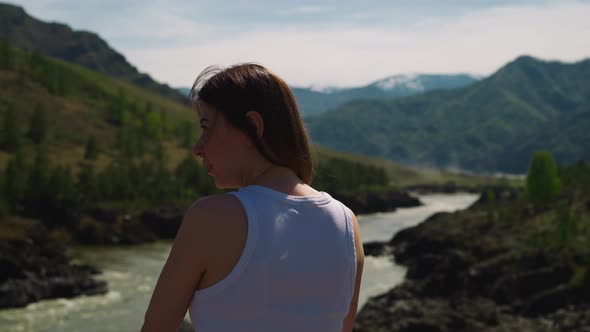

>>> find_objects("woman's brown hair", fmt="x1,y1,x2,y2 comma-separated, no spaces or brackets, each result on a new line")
190,63,313,184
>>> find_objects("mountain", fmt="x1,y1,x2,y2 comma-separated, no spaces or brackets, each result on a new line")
291,74,479,116
0,37,496,193
0,39,196,167
306,55,590,174
178,74,478,116
0,2,186,103
177,87,191,98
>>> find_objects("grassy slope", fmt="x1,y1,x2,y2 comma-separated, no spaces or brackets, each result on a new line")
0,46,197,172
0,3,185,103
311,145,520,188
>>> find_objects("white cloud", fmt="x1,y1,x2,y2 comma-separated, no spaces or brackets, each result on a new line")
121,1,590,87
11,0,590,87
101,10,219,44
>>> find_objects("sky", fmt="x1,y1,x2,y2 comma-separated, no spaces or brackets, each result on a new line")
8,0,590,89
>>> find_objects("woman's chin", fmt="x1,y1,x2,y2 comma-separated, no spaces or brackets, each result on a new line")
212,177,226,189
213,178,239,190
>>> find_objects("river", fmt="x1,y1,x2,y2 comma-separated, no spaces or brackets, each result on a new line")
0,193,478,332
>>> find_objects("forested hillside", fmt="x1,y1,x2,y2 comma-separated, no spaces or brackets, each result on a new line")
0,3,185,103
1,40,438,242
0,39,211,217
306,56,590,173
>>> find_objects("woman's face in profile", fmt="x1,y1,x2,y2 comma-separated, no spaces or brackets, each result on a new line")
193,102,250,189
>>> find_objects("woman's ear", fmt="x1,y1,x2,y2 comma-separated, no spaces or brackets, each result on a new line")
245,111,264,139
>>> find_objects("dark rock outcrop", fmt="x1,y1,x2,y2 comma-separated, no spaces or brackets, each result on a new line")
0,221,107,309
78,190,414,245
333,190,421,215
363,241,393,257
75,212,158,245
355,188,590,332
470,185,522,208
72,206,187,245
139,208,186,239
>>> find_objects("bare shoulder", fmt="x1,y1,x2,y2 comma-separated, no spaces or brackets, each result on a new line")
141,194,246,330
183,194,245,227
180,193,246,247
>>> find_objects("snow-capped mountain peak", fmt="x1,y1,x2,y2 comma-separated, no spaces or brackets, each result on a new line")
307,83,344,94
374,73,425,92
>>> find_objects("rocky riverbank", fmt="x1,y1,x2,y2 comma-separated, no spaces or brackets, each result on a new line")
0,219,107,309
74,189,421,245
332,190,422,214
355,186,590,332
0,206,187,309
75,207,186,244
402,182,481,194
0,188,420,310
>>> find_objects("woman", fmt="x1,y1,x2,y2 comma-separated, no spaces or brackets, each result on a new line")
142,64,364,332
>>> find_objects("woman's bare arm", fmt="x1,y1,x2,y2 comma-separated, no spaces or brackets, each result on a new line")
342,211,364,332
141,199,213,332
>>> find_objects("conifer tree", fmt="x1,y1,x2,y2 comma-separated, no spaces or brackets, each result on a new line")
107,89,128,125
0,192,8,217
175,154,199,197
28,103,48,144
23,149,51,217
54,66,69,96
160,109,169,138
153,141,166,166
143,110,163,139
1,104,21,152
84,135,99,160
77,162,98,205
3,149,28,213
45,165,79,228
16,65,26,87
30,51,47,80
145,101,153,115
87,82,103,100
175,153,216,196
0,38,13,69
177,120,195,148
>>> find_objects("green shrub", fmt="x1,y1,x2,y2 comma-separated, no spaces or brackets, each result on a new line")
526,151,561,206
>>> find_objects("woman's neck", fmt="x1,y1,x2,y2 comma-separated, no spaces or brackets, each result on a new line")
245,164,319,196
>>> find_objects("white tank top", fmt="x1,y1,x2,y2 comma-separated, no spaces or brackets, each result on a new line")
189,185,357,332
